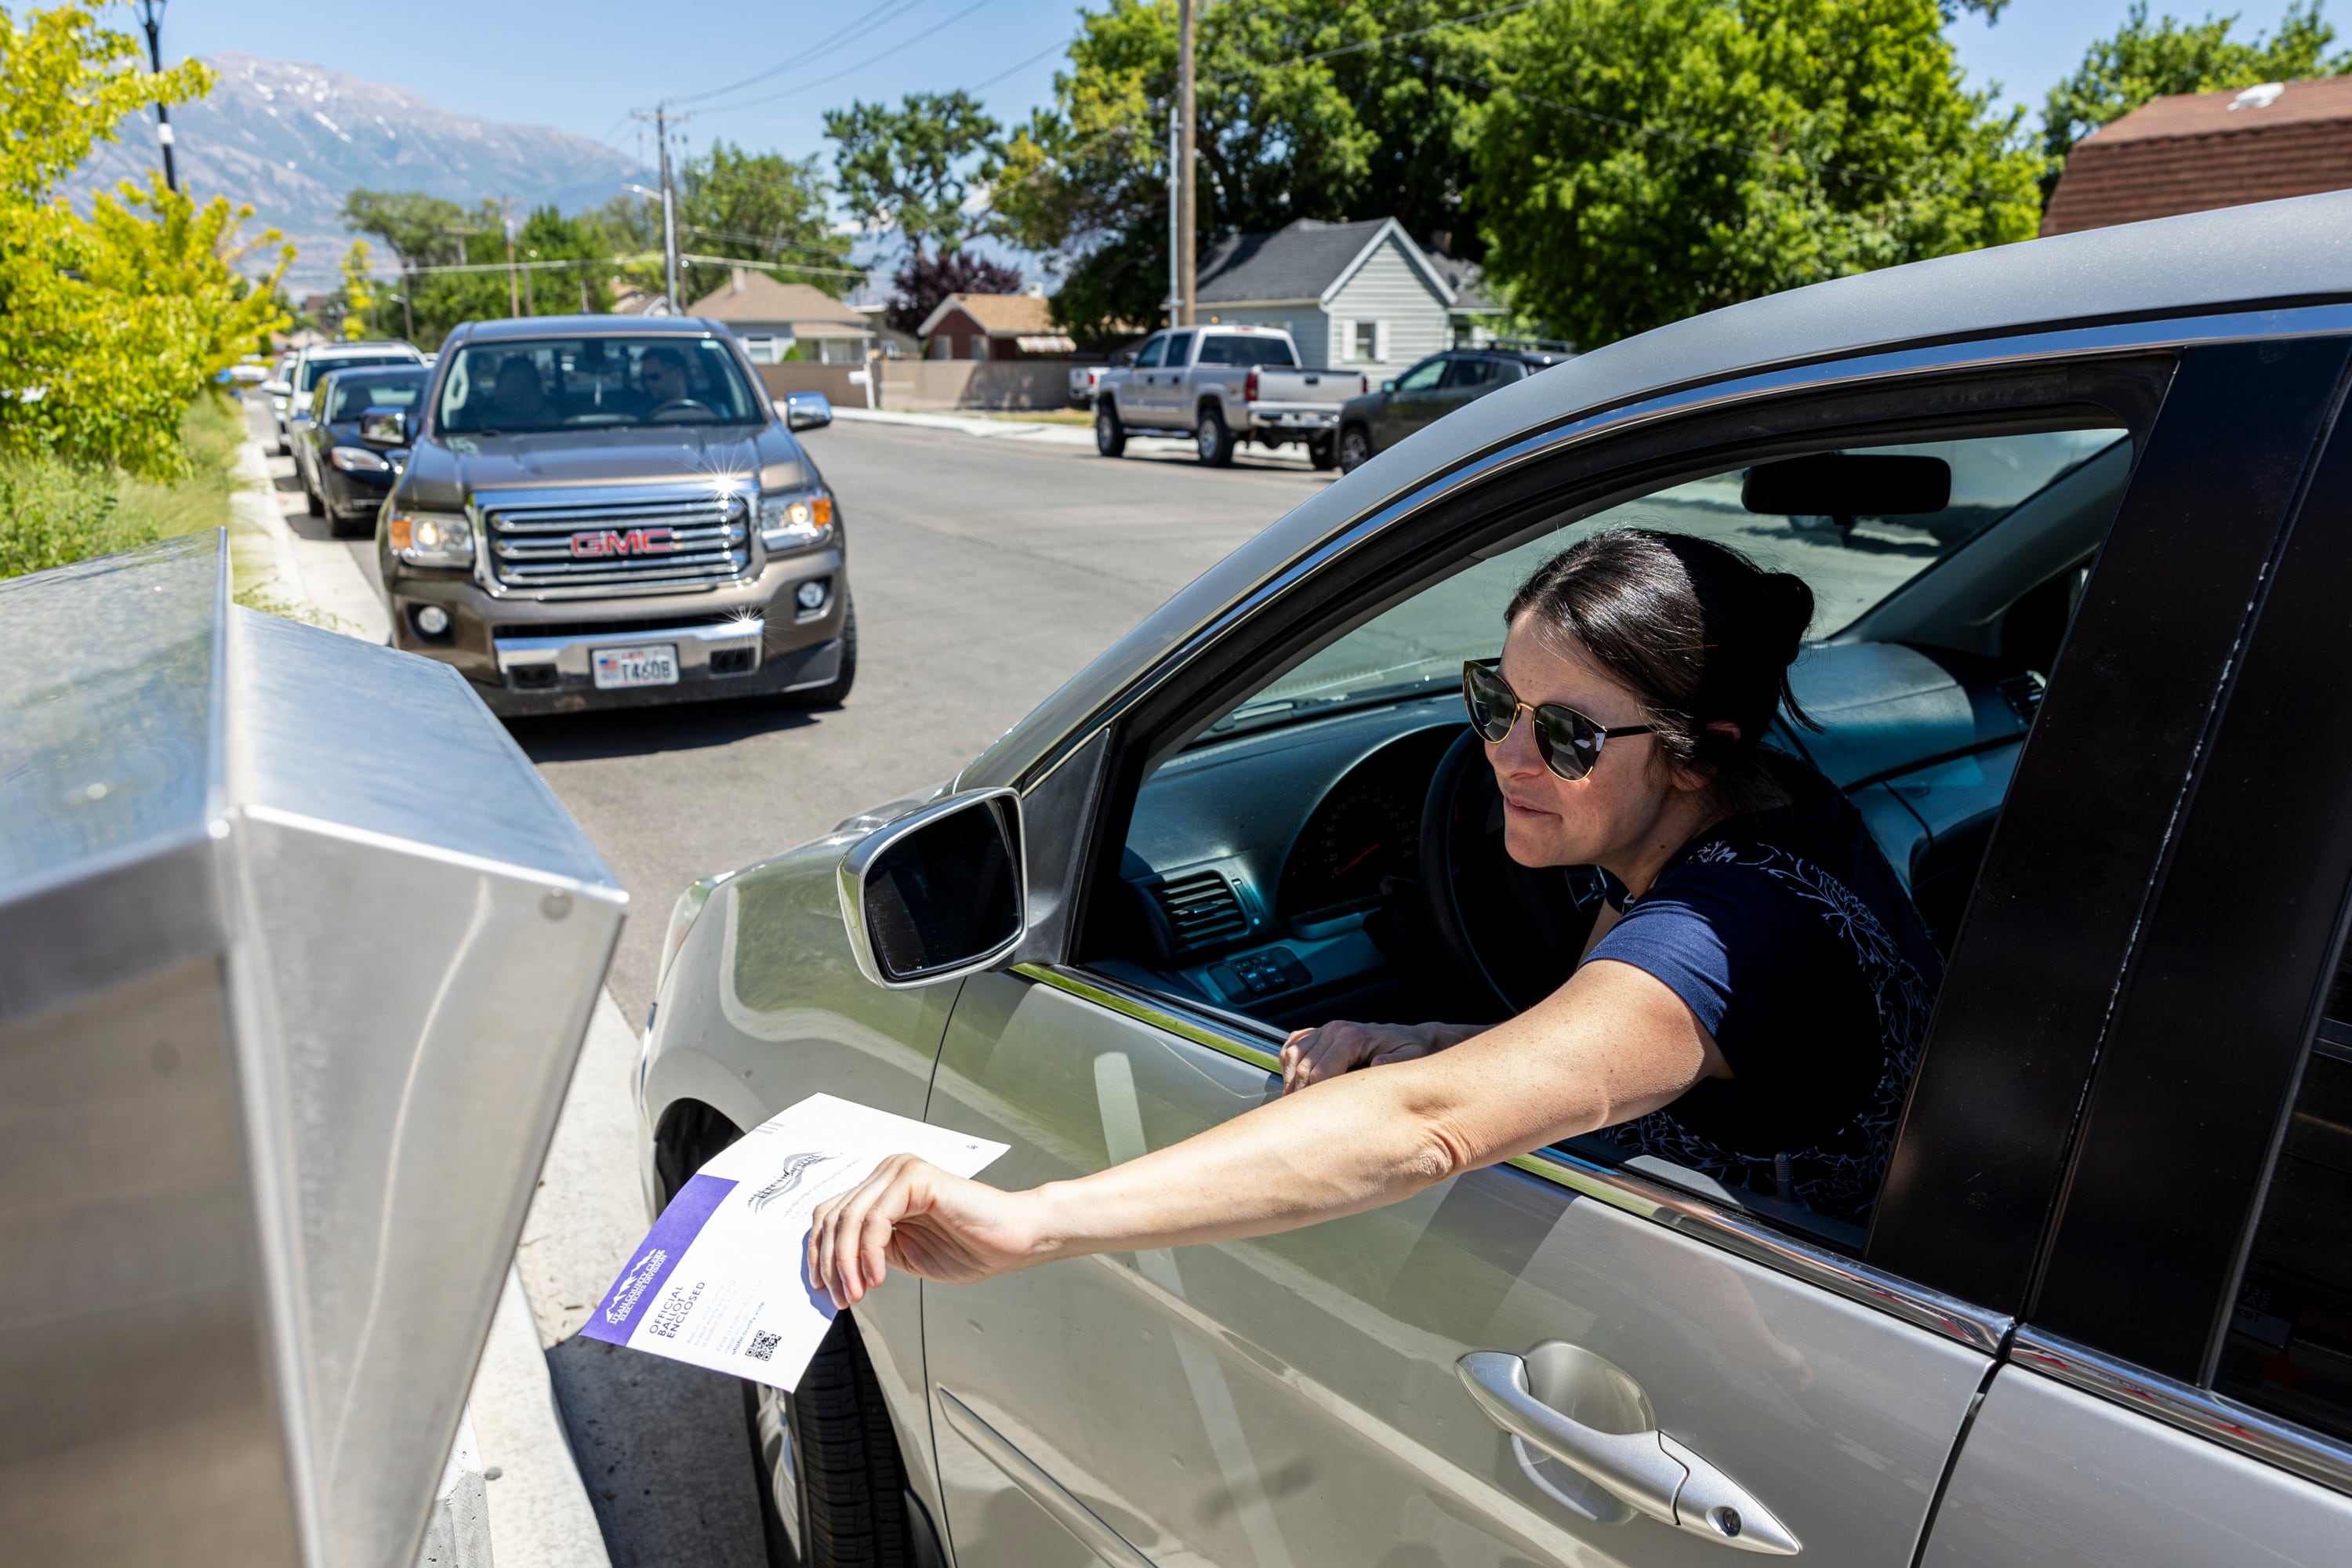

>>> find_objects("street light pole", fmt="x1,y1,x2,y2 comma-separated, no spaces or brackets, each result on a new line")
502,195,519,318
1176,0,1196,327
136,0,178,194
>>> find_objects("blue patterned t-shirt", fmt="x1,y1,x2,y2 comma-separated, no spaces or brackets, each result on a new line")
1584,755,1944,1221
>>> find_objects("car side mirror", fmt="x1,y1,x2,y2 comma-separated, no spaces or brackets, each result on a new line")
1381,379,1396,393
837,787,1025,989
359,407,409,447
263,379,292,397
784,391,833,432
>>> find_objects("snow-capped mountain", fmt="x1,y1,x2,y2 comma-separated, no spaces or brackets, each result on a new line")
71,53,648,292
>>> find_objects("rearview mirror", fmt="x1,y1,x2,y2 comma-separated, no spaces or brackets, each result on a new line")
359,407,409,446
1740,452,1951,524
838,788,1025,988
784,390,833,432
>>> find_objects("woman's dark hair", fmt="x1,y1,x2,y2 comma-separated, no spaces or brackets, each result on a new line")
1506,529,1817,810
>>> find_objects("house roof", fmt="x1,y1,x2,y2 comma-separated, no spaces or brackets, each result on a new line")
1425,250,1501,314
916,292,1056,337
685,269,869,329
2042,75,2352,235
1194,217,1455,307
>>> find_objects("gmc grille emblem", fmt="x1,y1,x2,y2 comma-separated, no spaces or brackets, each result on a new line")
571,526,679,558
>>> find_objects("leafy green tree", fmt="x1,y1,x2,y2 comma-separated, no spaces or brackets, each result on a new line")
1469,0,2040,350
826,91,1004,260
0,2,288,475
339,189,470,269
2042,2,2347,201
677,142,856,300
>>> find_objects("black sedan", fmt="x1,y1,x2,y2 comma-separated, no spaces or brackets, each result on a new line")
296,365,430,536
1335,343,1571,472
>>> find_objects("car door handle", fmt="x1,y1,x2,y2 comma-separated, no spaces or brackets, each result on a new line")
1457,1348,1801,1555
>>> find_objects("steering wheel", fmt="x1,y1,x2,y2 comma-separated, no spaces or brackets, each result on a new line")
1417,726,1604,1020
651,397,715,422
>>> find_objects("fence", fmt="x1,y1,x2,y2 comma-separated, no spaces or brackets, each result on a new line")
879,360,1073,412
756,363,868,406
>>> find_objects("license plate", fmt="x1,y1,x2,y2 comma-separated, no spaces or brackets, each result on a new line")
591,644,679,689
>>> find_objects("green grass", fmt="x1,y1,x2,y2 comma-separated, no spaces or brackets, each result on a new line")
0,391,247,581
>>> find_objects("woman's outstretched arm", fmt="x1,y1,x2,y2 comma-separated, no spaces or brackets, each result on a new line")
806,958,1723,1308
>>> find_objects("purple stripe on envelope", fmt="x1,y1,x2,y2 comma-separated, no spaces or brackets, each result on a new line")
583,1173,736,1345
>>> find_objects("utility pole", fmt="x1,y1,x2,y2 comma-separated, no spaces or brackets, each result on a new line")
1167,106,1180,328
397,270,414,341
135,0,178,193
502,195,519,318
633,107,689,311
1176,0,1196,326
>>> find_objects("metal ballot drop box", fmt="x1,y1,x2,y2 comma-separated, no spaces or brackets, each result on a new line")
0,535,626,1567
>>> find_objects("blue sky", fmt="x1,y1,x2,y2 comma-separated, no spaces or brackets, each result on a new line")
143,0,2318,175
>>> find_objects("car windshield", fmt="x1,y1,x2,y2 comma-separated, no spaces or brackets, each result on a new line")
1200,426,2129,742
1198,336,1298,367
299,352,414,391
328,372,429,423
434,336,764,434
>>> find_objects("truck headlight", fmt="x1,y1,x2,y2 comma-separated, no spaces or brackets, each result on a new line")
387,509,474,567
329,446,392,474
758,487,834,550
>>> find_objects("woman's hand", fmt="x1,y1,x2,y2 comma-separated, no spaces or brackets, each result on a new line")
805,1154,1047,1308
1281,1020,1471,1094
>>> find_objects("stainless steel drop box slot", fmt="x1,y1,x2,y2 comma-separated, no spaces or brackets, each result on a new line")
0,534,626,1567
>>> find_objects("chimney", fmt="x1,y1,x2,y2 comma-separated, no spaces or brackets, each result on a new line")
1429,230,1454,257
731,266,749,293
1024,280,1046,298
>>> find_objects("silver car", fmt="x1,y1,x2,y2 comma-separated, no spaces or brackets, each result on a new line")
641,191,2352,1567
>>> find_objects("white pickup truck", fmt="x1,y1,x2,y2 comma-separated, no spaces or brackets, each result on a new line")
1091,324,1365,469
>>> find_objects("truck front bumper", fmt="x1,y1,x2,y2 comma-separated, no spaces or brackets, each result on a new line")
385,546,848,716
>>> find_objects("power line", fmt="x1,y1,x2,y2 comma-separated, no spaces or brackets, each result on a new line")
969,38,1069,94
687,0,1001,115
670,0,934,108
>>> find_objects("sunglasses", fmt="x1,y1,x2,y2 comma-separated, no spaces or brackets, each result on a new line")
1462,659,1657,782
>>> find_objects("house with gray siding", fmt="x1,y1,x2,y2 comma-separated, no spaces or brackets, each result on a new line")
1192,217,1502,370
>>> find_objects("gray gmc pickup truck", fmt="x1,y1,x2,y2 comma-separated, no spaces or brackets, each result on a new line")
372,315,851,715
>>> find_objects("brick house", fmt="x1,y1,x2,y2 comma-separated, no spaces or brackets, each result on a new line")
916,290,1076,360
2042,76,2352,234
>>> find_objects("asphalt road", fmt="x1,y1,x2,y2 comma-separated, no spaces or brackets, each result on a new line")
274,405,1329,1024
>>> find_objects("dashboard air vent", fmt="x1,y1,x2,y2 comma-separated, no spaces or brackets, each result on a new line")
1148,870,1250,956
1997,671,2046,722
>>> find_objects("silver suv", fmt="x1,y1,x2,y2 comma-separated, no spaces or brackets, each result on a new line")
641,193,2352,1566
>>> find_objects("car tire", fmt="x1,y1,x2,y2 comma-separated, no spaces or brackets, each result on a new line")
1308,434,1338,471
1196,408,1236,467
1094,403,1127,457
304,474,325,517
1338,423,1374,474
750,1313,916,1568
328,510,367,539
785,598,857,708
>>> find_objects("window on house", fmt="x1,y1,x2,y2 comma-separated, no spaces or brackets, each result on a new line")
928,336,951,361
969,335,989,361
1354,321,1381,362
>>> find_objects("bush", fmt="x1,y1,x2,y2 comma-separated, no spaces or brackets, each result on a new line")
0,391,246,580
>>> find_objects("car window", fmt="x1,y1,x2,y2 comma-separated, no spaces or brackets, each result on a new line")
1196,335,1298,368
434,336,764,434
1163,331,1195,368
2215,948,2352,1443
299,352,412,392
1440,358,1508,390
1210,425,2128,735
1133,335,1167,370
1394,358,1447,393
328,374,428,423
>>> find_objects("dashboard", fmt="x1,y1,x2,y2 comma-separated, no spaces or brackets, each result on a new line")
1101,641,2037,1028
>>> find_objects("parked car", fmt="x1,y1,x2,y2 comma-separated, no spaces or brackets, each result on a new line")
264,339,423,455
1336,343,1573,472
377,315,851,714
1093,324,1366,468
640,191,2352,1568
1069,362,1113,405
293,365,430,535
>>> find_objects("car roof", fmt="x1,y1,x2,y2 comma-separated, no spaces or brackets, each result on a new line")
448,314,728,344
306,343,419,358
321,363,430,379
965,190,2352,790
